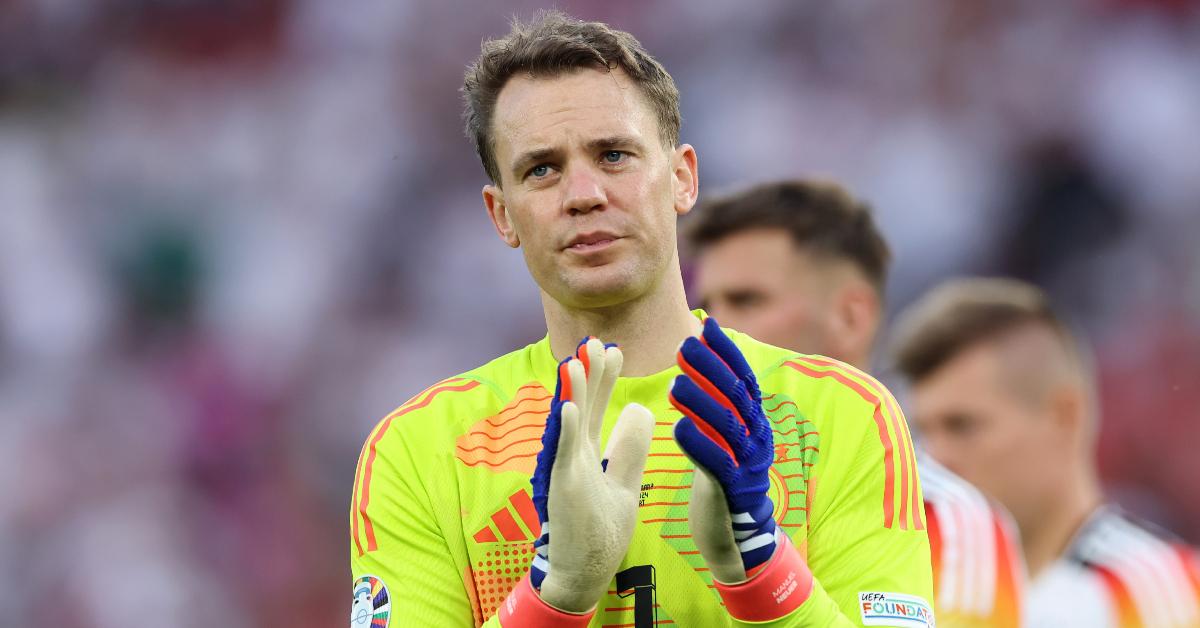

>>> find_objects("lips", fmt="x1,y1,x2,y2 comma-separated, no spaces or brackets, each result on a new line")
565,231,622,251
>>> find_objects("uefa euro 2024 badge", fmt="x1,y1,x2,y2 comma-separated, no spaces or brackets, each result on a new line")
350,575,391,628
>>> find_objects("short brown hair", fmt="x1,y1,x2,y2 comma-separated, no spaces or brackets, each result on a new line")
685,180,891,293
462,11,681,184
890,278,1077,382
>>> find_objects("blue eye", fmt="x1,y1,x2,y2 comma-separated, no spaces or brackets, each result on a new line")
530,164,550,177
603,151,624,163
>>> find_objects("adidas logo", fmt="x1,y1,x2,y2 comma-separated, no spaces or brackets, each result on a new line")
472,489,541,543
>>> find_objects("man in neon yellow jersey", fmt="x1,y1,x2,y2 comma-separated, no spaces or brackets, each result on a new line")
349,12,932,627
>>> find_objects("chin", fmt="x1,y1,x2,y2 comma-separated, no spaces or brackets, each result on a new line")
561,283,641,309
556,265,650,309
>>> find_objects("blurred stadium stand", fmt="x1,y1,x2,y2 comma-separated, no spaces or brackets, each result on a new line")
0,0,1197,625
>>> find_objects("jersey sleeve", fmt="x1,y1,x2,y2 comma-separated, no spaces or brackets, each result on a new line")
732,358,934,627
349,376,512,628
349,407,490,626
923,454,1025,628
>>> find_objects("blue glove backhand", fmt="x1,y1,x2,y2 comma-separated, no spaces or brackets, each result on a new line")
670,317,778,574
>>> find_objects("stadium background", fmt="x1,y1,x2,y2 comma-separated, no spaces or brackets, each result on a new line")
1,0,1197,626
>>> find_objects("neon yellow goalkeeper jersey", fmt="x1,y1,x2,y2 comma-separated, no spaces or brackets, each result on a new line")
350,317,933,627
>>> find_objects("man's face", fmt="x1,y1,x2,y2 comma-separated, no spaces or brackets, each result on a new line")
484,67,696,309
695,228,840,356
909,341,1062,526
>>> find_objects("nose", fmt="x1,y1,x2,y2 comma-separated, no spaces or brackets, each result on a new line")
560,165,607,215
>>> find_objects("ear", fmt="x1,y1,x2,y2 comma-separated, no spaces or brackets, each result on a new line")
672,143,699,216
483,184,520,248
1048,383,1088,444
829,282,881,367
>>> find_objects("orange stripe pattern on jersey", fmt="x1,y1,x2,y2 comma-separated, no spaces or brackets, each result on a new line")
783,357,924,530
991,513,1023,627
455,383,551,474
1181,546,1200,601
1094,565,1144,628
1069,508,1200,627
922,455,1024,627
352,377,481,555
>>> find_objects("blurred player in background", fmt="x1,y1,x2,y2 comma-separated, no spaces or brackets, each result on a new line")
891,278,1200,628
686,180,1025,627
348,12,933,628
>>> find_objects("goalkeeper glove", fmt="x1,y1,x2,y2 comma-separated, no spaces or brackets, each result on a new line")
501,337,654,623
670,318,813,621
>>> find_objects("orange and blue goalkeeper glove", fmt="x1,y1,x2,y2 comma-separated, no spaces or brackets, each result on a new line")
501,337,653,625
670,318,814,624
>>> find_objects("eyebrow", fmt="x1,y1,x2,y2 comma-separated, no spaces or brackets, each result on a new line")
587,135,643,153
509,135,646,178
510,147,558,179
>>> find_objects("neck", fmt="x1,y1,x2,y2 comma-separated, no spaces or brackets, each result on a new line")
542,257,700,376
1020,463,1103,578
843,350,870,372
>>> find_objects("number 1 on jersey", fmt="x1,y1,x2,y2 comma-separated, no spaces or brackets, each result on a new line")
616,564,656,627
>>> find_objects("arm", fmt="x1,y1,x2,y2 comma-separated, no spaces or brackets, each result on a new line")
671,318,934,627
350,419,483,626
778,357,935,627
350,340,653,628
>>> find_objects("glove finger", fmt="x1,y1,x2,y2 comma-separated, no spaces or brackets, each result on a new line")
575,335,599,380
678,336,750,430
550,352,572,405
670,374,747,458
600,402,653,492
557,400,584,470
746,418,777,472
555,355,572,404
589,344,623,449
564,358,587,418
551,336,592,405
700,317,758,397
673,416,738,484
579,338,607,439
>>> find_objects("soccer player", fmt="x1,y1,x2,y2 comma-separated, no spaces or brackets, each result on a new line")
891,278,1200,627
686,180,1025,627
349,12,933,628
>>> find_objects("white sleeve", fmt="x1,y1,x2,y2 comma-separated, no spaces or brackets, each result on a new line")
1026,561,1114,628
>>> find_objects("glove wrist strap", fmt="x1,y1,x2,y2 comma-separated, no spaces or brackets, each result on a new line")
498,575,595,627
714,534,813,622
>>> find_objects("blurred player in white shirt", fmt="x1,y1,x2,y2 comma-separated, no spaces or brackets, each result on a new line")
891,277,1200,628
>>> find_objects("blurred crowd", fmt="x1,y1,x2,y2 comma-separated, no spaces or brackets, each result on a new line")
1,0,1197,626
